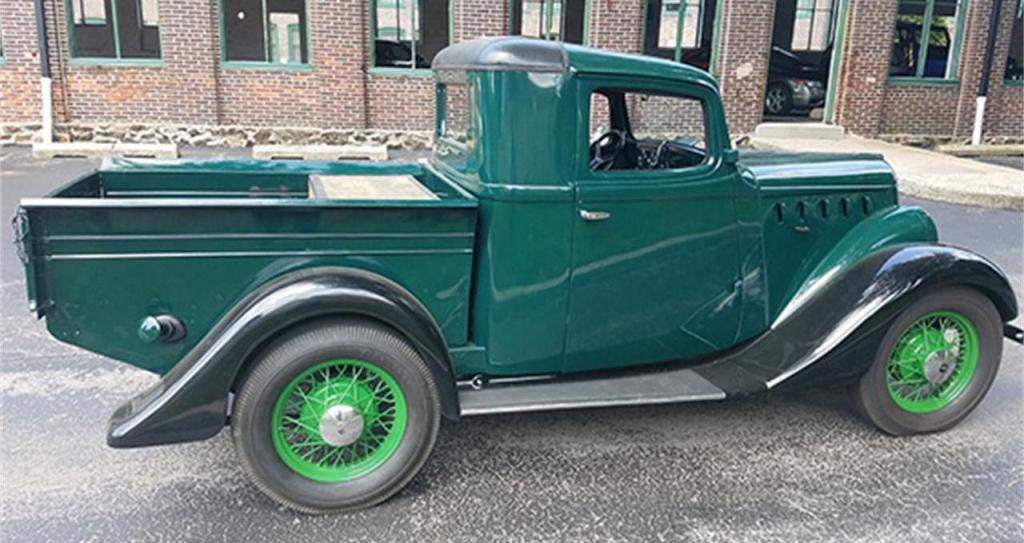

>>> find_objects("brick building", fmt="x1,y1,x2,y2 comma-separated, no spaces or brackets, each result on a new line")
0,0,1021,146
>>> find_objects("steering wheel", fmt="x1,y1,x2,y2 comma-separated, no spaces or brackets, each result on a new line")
589,130,626,171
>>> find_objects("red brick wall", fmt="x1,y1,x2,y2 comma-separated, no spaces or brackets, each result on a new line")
587,0,645,53
832,0,894,136
2,0,1019,139
714,0,775,136
838,0,1022,138
979,2,1022,139
880,85,961,136
989,82,1023,138
366,73,435,130
46,0,218,124
217,0,366,127
0,0,43,123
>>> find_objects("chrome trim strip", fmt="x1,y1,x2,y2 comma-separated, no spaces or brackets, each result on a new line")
459,391,726,416
46,248,473,261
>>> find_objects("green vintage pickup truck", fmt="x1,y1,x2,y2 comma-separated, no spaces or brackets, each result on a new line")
15,38,1022,513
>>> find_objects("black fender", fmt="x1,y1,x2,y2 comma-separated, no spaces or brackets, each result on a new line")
108,267,460,448
696,244,1018,394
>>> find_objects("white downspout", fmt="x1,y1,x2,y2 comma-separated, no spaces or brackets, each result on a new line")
40,77,53,144
970,96,986,146
33,0,54,144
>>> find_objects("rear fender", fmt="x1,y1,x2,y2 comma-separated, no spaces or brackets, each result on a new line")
108,267,460,448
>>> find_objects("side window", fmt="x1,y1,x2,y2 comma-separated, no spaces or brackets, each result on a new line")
69,0,161,60
588,89,707,172
440,83,472,144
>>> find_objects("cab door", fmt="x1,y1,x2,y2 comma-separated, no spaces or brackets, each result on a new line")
564,78,741,373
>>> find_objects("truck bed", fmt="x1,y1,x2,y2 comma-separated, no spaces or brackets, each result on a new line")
15,158,478,374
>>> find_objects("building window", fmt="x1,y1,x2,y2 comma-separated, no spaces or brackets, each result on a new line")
222,0,309,65
791,0,835,51
68,0,161,60
889,0,965,79
1006,1,1023,81
510,0,588,44
643,0,713,69
372,0,450,70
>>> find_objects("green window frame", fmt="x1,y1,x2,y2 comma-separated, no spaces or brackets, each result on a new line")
65,0,163,65
523,0,563,40
369,0,452,75
888,0,968,82
791,0,836,52
509,0,590,44
642,0,707,65
220,0,311,69
663,0,704,57
72,0,109,25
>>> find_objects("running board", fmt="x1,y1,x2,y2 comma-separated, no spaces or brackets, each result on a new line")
458,367,726,416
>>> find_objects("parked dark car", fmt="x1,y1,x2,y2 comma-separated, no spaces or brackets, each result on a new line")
764,45,829,116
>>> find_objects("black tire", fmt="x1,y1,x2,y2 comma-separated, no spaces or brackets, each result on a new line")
853,287,1003,436
764,83,793,116
232,318,441,514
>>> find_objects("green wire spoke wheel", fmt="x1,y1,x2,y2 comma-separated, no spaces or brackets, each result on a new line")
884,311,979,413
271,359,408,482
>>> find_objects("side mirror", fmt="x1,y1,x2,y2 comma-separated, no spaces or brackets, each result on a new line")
723,148,740,165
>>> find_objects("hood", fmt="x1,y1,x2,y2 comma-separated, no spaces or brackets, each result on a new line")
737,149,896,192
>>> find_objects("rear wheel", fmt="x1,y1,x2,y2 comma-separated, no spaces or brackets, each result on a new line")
854,287,1003,435
232,319,440,513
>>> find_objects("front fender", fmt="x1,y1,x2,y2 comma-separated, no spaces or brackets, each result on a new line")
696,244,1017,394
108,267,460,448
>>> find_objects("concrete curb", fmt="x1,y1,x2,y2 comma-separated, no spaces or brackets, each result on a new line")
252,144,388,161
32,142,178,159
897,174,1024,211
936,143,1024,157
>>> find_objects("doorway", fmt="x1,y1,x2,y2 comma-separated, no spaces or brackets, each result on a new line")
763,0,844,123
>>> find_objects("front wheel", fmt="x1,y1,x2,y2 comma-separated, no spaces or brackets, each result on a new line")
854,287,1003,436
232,318,440,513
764,83,793,116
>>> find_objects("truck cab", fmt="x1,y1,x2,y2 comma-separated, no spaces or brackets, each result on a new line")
432,39,746,377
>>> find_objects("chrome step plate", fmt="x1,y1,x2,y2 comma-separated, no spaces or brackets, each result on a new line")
458,367,726,416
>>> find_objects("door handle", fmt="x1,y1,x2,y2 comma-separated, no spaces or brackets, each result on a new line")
579,209,611,222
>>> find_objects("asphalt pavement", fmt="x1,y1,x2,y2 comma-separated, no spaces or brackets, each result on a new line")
1,147,1022,542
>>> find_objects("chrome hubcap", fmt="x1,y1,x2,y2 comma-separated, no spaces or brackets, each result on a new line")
923,349,958,385
318,404,365,447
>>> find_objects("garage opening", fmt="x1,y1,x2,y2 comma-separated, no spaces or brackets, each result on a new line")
763,0,838,122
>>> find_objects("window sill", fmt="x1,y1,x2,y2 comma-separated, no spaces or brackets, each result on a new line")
1004,79,1024,87
221,61,313,71
70,58,164,67
368,67,434,78
886,77,960,87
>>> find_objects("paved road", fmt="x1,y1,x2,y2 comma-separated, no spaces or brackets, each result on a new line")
1,147,1022,542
